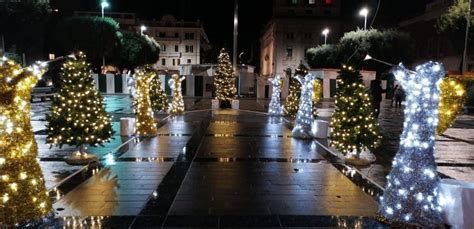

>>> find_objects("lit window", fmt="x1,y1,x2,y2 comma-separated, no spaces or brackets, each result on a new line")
323,0,333,5
309,0,315,4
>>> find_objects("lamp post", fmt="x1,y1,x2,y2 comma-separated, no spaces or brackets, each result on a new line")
233,0,239,96
359,7,369,30
322,28,329,45
461,0,472,75
140,25,147,36
101,0,109,18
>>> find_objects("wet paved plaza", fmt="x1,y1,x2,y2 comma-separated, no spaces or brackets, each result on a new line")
26,95,473,228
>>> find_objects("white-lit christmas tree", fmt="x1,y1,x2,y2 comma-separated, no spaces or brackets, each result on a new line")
134,66,158,136
292,73,317,139
380,62,445,226
0,57,52,226
268,75,284,116
46,53,113,153
214,48,236,105
168,74,185,115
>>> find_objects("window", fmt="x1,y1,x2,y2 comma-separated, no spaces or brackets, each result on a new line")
286,0,298,4
288,9,295,15
308,0,315,4
177,59,181,65
159,32,166,37
306,10,312,15
173,59,176,66
286,47,293,59
185,32,195,40
161,58,166,66
304,33,312,40
174,32,179,38
304,48,309,60
187,59,192,64
175,45,179,52
286,33,294,40
323,0,333,5
185,45,194,53
162,45,166,52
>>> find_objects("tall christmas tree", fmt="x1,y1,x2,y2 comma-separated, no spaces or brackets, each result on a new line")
0,58,52,225
149,75,168,113
168,74,185,115
330,65,381,157
284,65,306,117
214,48,236,105
134,66,158,136
380,62,445,226
46,53,113,153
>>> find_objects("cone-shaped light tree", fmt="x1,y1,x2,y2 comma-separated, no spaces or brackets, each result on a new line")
149,75,168,113
46,53,113,152
292,74,318,139
380,62,445,226
330,65,381,157
168,74,185,115
134,66,158,136
284,65,307,117
0,57,52,225
268,75,284,116
214,49,237,104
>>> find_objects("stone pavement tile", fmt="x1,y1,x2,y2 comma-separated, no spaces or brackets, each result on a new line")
438,166,474,182
39,161,84,190
157,121,196,135
169,162,378,217
436,141,474,164
120,136,190,158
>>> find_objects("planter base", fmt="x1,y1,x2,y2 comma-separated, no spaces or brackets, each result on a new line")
65,151,98,165
344,151,376,166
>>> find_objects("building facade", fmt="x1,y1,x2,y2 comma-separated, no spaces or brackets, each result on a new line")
399,0,472,73
259,0,342,98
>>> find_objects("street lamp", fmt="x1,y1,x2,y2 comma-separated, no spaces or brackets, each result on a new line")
140,25,147,35
101,0,109,18
359,7,369,30
322,28,329,45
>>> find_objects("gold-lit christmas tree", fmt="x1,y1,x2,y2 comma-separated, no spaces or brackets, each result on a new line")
46,53,113,153
330,65,381,157
437,77,466,134
312,79,322,117
0,57,52,226
284,65,307,117
149,75,168,113
214,49,236,104
134,66,158,136
168,74,185,115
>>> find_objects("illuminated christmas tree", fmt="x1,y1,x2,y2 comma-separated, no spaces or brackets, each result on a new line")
168,74,185,115
330,65,381,157
214,48,236,105
134,66,158,136
0,57,52,225
284,65,306,117
149,75,168,113
46,53,113,153
312,79,322,117
292,74,317,139
437,77,466,135
268,75,284,116
380,62,445,226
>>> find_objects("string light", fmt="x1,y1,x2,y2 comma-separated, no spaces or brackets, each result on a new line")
380,62,445,226
330,65,381,157
284,66,307,117
268,75,284,116
292,73,318,139
168,74,185,115
437,77,466,135
149,74,168,112
214,48,237,103
312,79,322,117
46,52,113,150
134,66,158,136
0,56,52,225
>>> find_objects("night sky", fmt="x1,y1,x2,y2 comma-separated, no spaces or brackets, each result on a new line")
51,0,430,64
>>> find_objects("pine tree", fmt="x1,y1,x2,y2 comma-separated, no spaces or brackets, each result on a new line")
46,53,113,151
330,65,381,157
149,75,168,112
214,48,236,103
134,66,158,136
0,57,52,225
284,65,308,117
